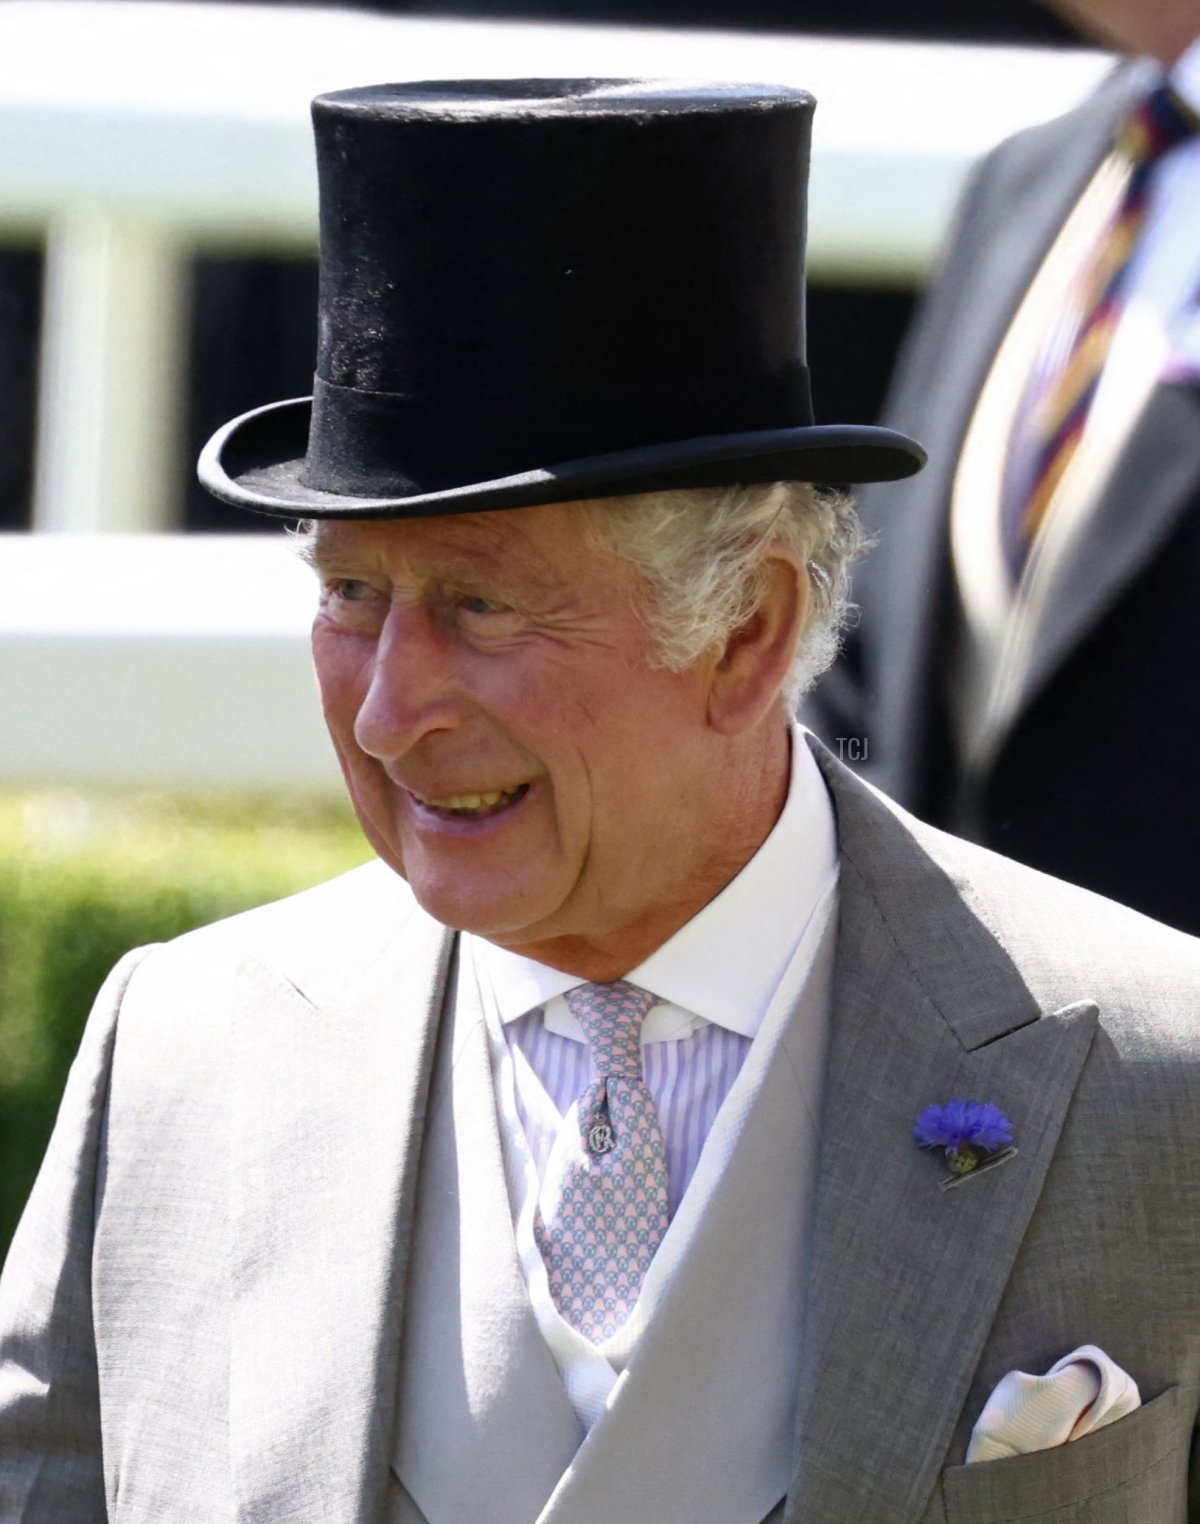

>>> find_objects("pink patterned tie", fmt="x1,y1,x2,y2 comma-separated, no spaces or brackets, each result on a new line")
534,981,670,1341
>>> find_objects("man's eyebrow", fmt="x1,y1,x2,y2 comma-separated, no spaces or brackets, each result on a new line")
301,531,376,576
298,521,558,591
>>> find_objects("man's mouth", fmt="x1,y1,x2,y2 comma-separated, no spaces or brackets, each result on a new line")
408,784,529,819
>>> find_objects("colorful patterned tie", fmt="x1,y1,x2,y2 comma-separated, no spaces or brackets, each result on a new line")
1005,83,1199,575
534,980,670,1342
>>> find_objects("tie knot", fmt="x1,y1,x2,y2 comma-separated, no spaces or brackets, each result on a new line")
565,980,657,1079
1119,83,1199,163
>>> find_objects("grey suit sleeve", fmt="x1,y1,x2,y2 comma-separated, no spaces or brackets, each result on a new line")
0,947,151,1522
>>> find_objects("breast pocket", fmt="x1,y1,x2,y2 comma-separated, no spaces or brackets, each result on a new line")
941,1385,1191,1524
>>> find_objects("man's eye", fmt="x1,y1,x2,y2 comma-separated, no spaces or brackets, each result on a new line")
329,578,374,602
461,594,506,615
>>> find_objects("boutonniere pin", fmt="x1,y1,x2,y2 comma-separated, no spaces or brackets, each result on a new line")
914,1100,1016,1187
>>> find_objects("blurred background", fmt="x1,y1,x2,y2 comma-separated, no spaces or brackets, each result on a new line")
0,0,1109,1253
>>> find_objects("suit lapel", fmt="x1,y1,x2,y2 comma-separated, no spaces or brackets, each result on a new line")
940,69,1195,746
786,752,1098,1524
231,887,454,1524
865,134,1089,802
861,72,1136,803
539,891,836,1524
1020,380,1200,715
928,67,1138,491
891,77,1127,516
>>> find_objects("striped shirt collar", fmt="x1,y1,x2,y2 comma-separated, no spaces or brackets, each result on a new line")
469,725,838,1042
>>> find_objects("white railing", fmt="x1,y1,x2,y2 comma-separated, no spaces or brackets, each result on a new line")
0,2,1109,787
0,533,338,788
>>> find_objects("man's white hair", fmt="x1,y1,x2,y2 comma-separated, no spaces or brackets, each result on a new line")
583,482,864,705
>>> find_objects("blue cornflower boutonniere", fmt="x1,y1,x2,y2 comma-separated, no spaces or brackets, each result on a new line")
914,1099,1016,1180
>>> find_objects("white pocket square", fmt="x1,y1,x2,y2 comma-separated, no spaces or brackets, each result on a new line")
967,1345,1141,1464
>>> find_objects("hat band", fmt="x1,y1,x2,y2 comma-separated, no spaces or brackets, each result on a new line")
300,368,815,497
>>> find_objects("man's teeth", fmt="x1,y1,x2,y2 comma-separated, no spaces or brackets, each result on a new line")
421,787,523,813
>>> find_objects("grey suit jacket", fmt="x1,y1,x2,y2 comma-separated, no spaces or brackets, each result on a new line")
3,742,1200,1521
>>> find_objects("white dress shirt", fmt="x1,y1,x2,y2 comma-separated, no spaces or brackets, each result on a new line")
464,725,839,1431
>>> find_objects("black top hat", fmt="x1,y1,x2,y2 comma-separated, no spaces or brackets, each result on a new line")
199,79,924,519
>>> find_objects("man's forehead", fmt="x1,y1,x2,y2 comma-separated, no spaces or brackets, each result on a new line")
309,501,598,577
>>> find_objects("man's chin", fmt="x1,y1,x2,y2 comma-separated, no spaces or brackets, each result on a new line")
349,805,577,946
403,874,563,947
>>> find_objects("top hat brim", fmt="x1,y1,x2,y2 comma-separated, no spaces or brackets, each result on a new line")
199,396,926,520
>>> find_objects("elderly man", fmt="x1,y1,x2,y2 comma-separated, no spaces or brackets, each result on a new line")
2,80,1200,1524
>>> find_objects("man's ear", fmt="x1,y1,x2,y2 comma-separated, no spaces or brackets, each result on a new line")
706,549,809,735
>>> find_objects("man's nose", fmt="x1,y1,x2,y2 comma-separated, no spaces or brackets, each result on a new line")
353,604,464,760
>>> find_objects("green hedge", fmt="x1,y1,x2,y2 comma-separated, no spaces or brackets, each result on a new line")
0,790,371,1260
